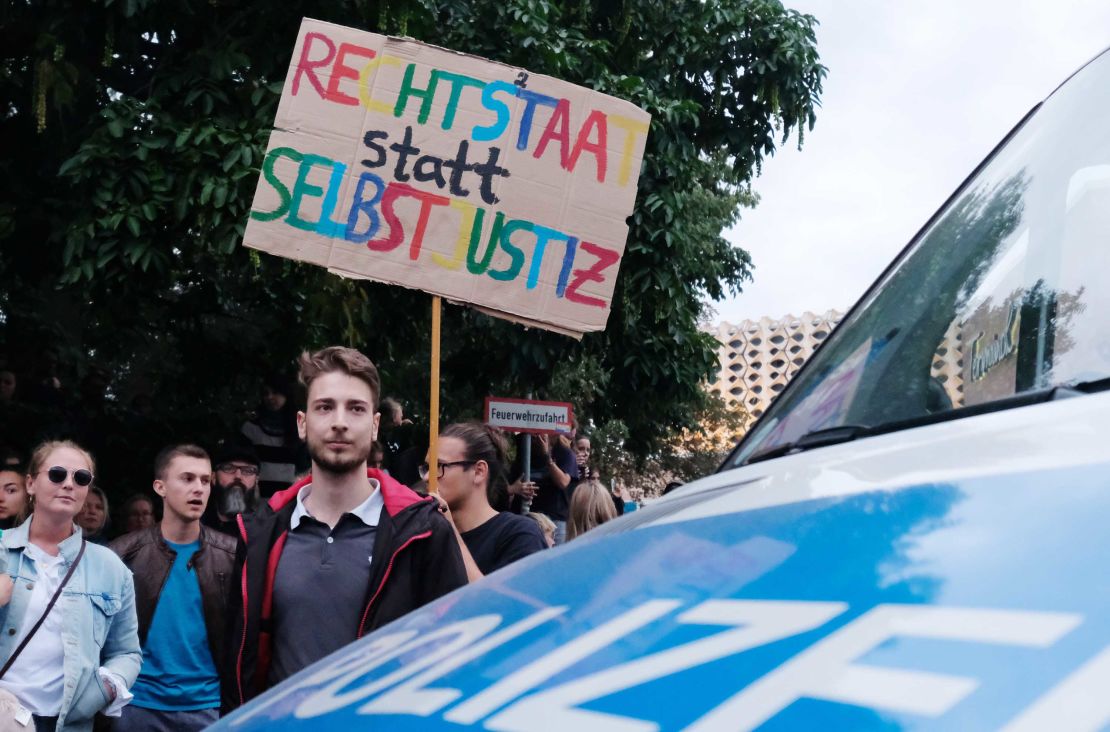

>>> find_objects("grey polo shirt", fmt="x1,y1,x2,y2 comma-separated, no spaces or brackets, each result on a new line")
268,481,384,687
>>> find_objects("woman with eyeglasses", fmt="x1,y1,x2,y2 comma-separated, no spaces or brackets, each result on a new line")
0,440,141,731
423,423,548,581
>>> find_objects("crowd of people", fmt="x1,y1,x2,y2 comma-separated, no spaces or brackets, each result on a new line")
0,346,636,731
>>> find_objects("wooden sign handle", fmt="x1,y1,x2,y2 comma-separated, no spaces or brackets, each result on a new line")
427,295,442,493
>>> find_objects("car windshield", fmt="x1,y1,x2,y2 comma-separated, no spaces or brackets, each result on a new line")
729,48,1110,467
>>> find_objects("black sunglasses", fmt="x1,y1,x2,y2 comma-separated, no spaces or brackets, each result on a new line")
44,466,94,487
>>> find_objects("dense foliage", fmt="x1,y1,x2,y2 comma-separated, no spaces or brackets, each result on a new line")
0,0,824,488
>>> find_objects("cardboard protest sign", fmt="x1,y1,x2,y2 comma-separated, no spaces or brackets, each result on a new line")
244,18,651,338
485,397,574,435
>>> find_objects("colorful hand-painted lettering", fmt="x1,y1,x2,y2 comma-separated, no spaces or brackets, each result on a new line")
244,19,651,336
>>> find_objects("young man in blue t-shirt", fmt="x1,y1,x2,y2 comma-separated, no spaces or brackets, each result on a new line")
110,444,237,731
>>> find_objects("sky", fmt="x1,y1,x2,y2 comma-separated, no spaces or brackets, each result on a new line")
711,0,1110,325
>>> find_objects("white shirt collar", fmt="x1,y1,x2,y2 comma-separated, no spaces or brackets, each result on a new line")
23,542,66,569
290,478,383,530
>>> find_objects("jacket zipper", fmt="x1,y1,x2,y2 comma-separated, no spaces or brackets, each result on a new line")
358,531,432,638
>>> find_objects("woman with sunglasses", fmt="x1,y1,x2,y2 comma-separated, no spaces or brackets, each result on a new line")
0,440,141,731
424,423,548,581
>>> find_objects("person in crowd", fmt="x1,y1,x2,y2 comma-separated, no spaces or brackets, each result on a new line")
427,422,547,579
0,468,29,530
389,440,427,488
24,352,64,409
0,440,141,731
75,485,110,544
523,511,557,549
119,494,156,536
378,397,414,476
240,375,305,497
110,444,235,732
0,561,9,607
612,480,638,513
567,478,618,540
225,347,467,709
202,443,262,537
509,433,578,544
368,441,386,471
572,433,624,516
0,446,24,471
574,434,591,477
0,370,15,405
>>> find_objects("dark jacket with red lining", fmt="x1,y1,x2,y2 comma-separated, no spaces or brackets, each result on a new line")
221,469,467,710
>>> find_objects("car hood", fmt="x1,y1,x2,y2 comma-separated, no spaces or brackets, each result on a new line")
215,392,1110,731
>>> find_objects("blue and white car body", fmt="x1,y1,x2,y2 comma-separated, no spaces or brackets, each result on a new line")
215,46,1110,732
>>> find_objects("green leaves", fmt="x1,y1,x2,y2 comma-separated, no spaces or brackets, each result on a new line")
2,0,823,469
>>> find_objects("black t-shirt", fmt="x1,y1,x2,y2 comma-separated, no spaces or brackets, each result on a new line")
461,512,547,575
511,438,579,522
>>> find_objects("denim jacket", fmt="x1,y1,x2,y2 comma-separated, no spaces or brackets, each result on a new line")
0,518,142,731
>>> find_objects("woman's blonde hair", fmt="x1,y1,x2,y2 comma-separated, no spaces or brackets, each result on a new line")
27,439,97,479
524,510,556,537
26,440,97,512
567,479,617,540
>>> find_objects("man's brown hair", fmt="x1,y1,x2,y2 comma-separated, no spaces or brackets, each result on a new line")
154,443,210,480
298,346,381,410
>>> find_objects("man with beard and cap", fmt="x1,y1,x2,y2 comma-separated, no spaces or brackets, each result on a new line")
223,347,467,710
202,443,263,536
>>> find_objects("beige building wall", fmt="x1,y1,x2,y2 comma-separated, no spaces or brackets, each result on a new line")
708,310,843,418
931,319,966,408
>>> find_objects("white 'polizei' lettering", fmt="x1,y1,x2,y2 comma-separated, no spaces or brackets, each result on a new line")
230,600,1097,730
999,642,1110,731
445,600,683,724
482,600,848,732
357,606,568,716
294,615,506,718
684,605,1081,732
229,629,419,726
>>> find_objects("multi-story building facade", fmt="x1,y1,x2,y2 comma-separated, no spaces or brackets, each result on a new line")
708,310,843,419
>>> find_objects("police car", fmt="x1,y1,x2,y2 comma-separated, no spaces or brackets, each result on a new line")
214,47,1110,731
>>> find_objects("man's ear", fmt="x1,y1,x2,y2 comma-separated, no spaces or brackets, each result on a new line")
152,479,166,498
474,460,489,485
372,411,380,442
297,410,307,441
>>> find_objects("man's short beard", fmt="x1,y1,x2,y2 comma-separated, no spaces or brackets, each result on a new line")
307,437,371,475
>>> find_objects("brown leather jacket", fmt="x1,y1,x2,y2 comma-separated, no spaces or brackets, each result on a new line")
109,524,237,667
